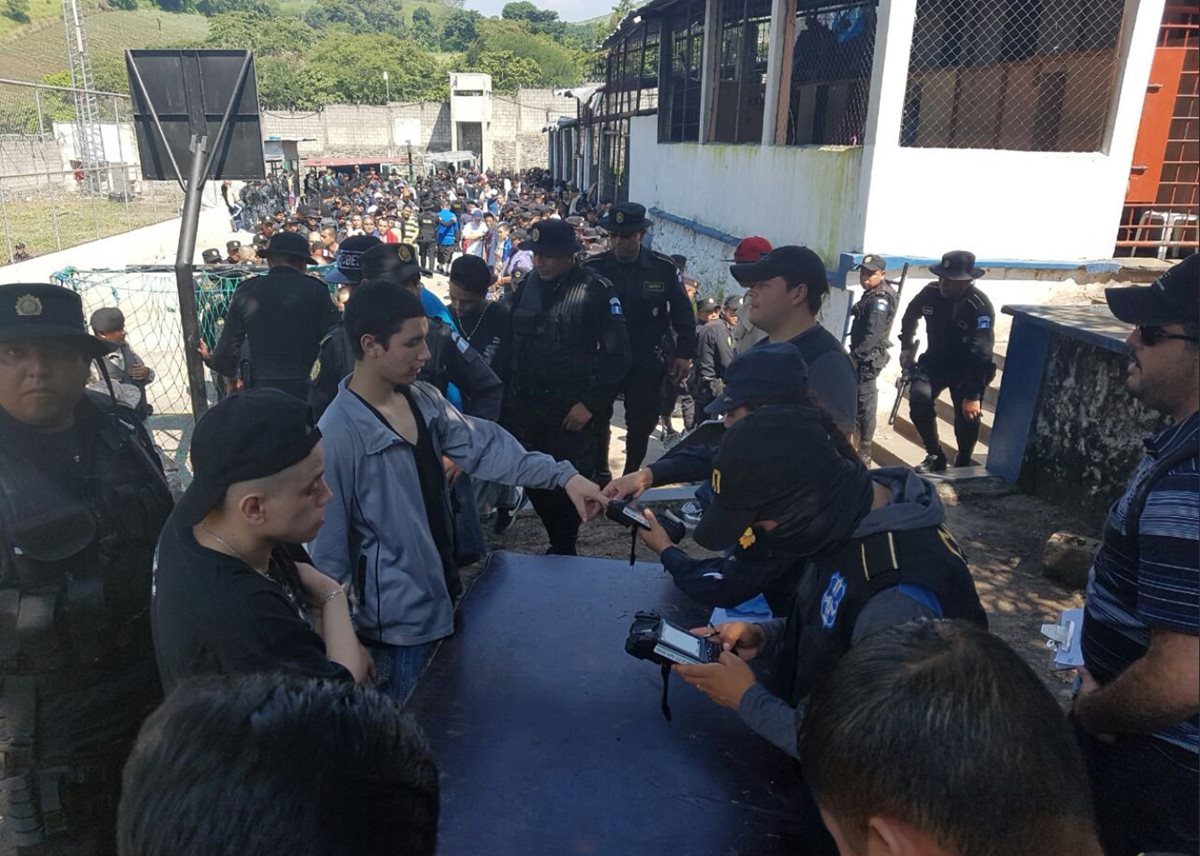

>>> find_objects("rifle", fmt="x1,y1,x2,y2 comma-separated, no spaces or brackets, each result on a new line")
889,338,917,426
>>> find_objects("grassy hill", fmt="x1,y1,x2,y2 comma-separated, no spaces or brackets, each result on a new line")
0,7,209,83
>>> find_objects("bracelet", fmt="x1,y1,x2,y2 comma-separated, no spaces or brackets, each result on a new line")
319,586,345,606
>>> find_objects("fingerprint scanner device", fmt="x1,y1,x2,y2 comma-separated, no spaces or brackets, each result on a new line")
626,611,721,720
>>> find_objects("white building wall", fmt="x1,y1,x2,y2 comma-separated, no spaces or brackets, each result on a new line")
858,0,1165,261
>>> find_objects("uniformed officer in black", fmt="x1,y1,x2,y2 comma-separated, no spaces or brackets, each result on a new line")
899,250,996,473
203,231,340,400
694,294,739,415
310,241,503,422
586,203,695,480
504,219,631,555
848,253,898,466
0,283,172,852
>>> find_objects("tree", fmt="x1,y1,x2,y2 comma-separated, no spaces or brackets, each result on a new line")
471,18,585,88
473,50,540,94
205,12,318,53
3,0,30,22
440,8,479,51
303,34,447,104
410,6,437,48
500,1,564,39
303,0,405,37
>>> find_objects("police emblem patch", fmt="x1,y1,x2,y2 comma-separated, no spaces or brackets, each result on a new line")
398,244,412,262
977,316,991,329
531,228,541,242
615,211,625,224
15,294,43,317
738,527,756,549
309,358,321,382
820,572,847,629
609,296,623,316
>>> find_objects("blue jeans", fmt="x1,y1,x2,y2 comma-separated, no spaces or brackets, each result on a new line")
369,641,435,701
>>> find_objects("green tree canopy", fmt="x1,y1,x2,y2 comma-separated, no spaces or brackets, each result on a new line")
203,12,318,54
471,50,540,94
440,8,480,51
471,18,584,88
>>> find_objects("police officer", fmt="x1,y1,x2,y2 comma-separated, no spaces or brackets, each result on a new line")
694,294,739,415
0,284,172,852
587,202,695,480
308,235,385,419
225,240,242,265
504,219,631,555
203,231,340,400
899,250,996,473
848,254,898,466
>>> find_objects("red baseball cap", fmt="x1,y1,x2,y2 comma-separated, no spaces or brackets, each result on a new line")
725,236,773,263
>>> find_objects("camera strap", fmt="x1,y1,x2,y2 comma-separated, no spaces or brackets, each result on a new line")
629,528,638,567
659,663,673,721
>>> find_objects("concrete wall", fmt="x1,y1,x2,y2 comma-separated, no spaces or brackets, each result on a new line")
259,89,574,172
0,136,69,190
858,0,1166,261
1018,334,1162,528
627,115,865,266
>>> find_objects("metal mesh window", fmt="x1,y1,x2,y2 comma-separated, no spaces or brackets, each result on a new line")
712,0,774,143
900,0,1126,151
660,0,706,143
785,0,878,145
604,19,661,119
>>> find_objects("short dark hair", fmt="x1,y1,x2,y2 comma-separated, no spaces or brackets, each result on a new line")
783,269,828,315
344,279,426,358
118,674,439,856
798,620,1098,855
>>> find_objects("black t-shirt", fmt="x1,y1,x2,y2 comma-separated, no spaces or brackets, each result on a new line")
454,301,512,382
151,510,351,693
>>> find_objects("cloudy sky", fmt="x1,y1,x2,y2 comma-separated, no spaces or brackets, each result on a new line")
463,0,611,23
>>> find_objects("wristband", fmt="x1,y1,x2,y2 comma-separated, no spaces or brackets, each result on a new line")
320,586,345,606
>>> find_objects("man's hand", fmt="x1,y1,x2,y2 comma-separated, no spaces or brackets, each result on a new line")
673,652,757,710
442,456,462,484
128,364,149,381
564,474,607,522
899,349,915,370
562,402,593,432
602,467,654,500
692,621,765,661
961,398,981,421
671,358,691,384
197,340,211,360
637,509,674,554
1074,666,1116,744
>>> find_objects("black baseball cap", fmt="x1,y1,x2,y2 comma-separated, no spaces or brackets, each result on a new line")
524,219,581,256
730,245,828,294
90,306,125,334
704,343,810,416
0,283,115,356
694,405,847,551
696,297,718,314
325,235,382,285
1105,254,1198,326
449,255,492,294
855,254,887,273
175,389,322,526
361,242,422,285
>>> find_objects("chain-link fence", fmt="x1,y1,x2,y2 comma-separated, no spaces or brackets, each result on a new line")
901,0,1126,151
54,264,338,478
0,78,183,264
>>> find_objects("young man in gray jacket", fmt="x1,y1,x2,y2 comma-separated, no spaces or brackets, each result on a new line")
310,280,608,700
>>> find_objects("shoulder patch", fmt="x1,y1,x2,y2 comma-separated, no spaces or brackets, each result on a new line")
977,316,991,330
820,572,847,629
609,296,624,316
874,298,890,312
451,329,470,353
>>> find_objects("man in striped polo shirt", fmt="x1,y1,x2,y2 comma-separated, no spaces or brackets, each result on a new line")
1076,253,1198,856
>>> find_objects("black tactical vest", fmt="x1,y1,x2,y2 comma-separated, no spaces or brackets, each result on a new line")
510,266,600,394
774,525,988,706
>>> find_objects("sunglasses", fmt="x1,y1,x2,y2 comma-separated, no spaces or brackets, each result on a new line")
1137,325,1199,346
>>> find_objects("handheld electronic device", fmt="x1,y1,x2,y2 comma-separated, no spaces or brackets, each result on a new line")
606,499,652,530
625,611,721,667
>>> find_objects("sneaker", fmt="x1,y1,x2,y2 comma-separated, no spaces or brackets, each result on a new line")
915,453,947,474
493,487,527,534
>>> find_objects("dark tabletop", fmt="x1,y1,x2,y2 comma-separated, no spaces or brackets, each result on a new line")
406,551,809,856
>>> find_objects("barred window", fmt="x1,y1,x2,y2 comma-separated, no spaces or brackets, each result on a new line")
712,0,774,144
604,19,661,119
901,0,1126,151
660,0,706,143
786,0,878,145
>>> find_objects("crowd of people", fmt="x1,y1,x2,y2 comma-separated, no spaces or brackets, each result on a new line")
0,160,1195,856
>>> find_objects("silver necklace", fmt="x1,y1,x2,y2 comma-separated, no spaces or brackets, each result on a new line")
199,522,269,576
452,301,490,343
